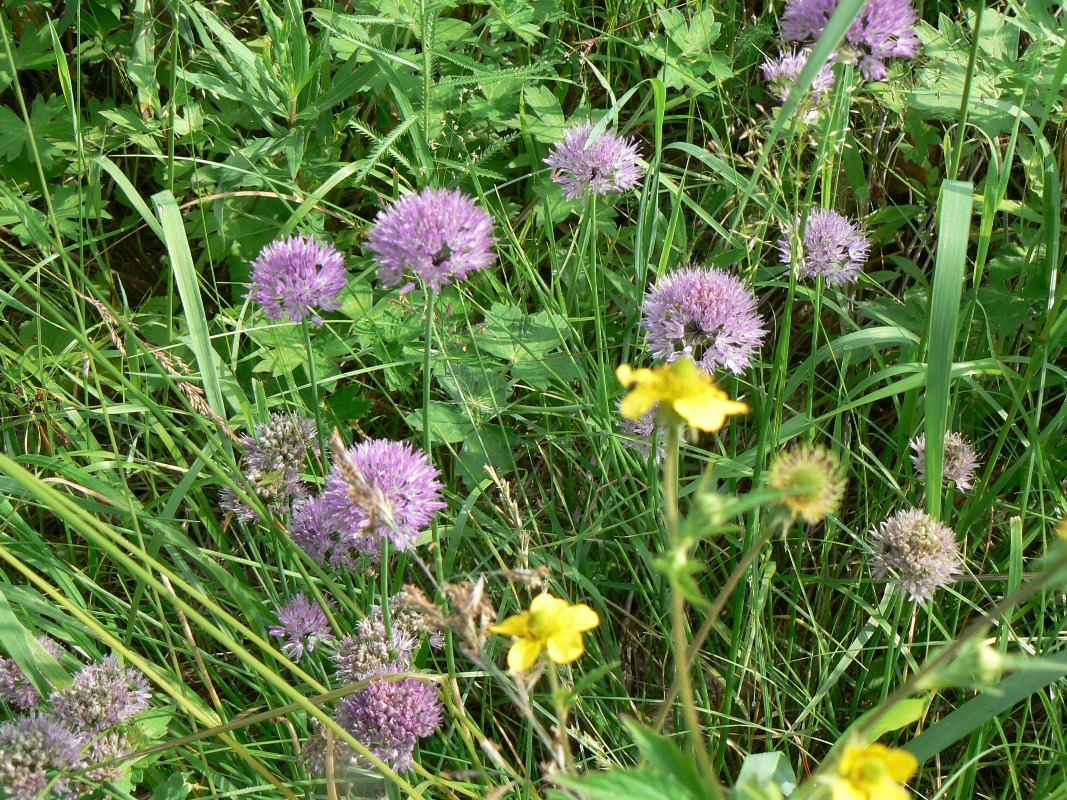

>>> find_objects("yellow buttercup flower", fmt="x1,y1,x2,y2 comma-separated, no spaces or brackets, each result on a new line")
616,358,748,433
830,743,918,800
489,593,600,672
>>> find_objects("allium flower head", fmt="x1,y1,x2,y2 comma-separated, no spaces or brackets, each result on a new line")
909,431,980,492
0,714,85,800
617,402,665,462
334,598,426,684
319,436,446,553
490,593,600,672
366,187,497,292
247,234,348,324
335,677,443,772
761,48,836,121
243,412,319,475
641,266,767,374
50,656,150,734
544,121,646,200
869,508,962,603
269,592,334,660
780,0,921,81
617,359,749,434
779,208,870,286
829,742,918,800
768,444,846,524
0,637,64,711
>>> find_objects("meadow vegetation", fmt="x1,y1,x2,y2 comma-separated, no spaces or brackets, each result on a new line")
0,0,1066,798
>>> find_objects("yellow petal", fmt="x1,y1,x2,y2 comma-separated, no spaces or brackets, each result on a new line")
881,749,918,781
559,603,600,633
489,612,530,637
830,782,864,800
674,394,748,432
545,630,586,664
619,384,661,420
529,593,570,617
507,638,543,672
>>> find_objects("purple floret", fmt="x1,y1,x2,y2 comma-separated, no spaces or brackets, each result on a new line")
246,234,348,324
870,508,962,603
50,656,150,734
778,208,870,286
334,678,443,772
760,47,836,105
269,592,335,661
544,121,646,201
366,187,497,292
640,266,767,374
0,714,86,800
780,0,921,81
0,637,64,711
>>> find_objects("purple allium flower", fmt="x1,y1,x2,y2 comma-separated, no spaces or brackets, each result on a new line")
544,121,646,201
334,600,424,684
0,637,64,712
220,485,259,523
780,0,921,81
320,439,446,553
617,402,664,462
640,266,767,374
50,656,150,734
269,592,335,660
334,678,443,772
760,48,836,113
909,431,981,492
366,188,497,292
243,412,319,475
778,208,870,286
0,714,86,800
83,728,138,784
246,233,348,325
870,508,962,603
290,494,363,570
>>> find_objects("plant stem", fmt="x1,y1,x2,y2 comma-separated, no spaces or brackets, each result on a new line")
547,665,575,773
302,319,328,472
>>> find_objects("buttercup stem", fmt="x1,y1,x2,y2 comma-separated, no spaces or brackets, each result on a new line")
547,664,575,773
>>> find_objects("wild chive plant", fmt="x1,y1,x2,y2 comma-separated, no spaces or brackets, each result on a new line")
1,0,1066,798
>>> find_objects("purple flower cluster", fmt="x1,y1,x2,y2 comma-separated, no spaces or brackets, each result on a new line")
544,121,646,200
366,187,497,292
291,438,445,563
269,592,335,661
640,266,767,374
869,508,962,603
0,714,85,800
909,431,981,492
761,48,836,119
326,595,443,772
246,233,348,324
617,403,665,463
0,637,63,711
50,656,151,734
222,411,318,523
779,208,870,286
780,0,921,80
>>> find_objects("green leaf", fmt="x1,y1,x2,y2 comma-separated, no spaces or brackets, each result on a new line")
405,403,474,444
734,751,796,798
622,718,718,800
150,773,191,800
476,304,567,362
848,697,928,741
554,769,700,800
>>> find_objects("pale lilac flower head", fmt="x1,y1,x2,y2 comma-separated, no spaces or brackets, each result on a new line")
334,678,443,772
870,508,962,603
780,0,921,81
778,208,870,286
247,234,348,324
617,402,664,462
366,187,497,292
290,494,363,570
334,598,426,684
0,714,85,800
319,438,446,553
761,48,836,112
50,656,150,734
269,592,334,660
0,637,64,711
544,121,645,200
909,431,981,492
640,266,767,374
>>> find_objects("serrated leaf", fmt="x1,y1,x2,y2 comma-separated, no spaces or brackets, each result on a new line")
476,304,566,362
405,403,473,444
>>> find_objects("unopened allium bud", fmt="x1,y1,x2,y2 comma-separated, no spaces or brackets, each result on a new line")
767,444,846,524
870,508,962,603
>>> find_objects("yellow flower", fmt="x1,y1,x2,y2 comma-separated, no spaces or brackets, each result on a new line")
616,358,748,433
830,743,918,800
489,593,600,672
